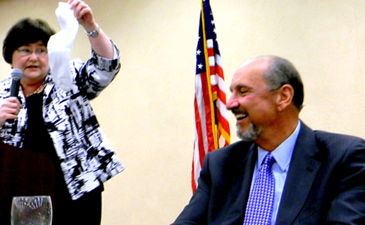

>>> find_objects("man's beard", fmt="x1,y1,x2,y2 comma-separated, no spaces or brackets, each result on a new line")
236,121,262,141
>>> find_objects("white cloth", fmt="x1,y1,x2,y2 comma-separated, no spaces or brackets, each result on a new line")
47,2,79,91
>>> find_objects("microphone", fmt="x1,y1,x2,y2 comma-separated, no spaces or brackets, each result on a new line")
10,69,23,97
5,69,23,124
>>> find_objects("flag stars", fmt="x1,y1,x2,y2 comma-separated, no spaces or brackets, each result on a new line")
197,49,202,56
198,64,204,70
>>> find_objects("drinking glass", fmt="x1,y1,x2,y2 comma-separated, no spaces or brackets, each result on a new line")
11,196,52,225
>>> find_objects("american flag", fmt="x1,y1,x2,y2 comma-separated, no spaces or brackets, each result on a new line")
192,0,230,192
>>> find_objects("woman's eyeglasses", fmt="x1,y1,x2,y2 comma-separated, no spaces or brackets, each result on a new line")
16,47,48,56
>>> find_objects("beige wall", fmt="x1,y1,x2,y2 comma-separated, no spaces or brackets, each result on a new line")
1,0,365,224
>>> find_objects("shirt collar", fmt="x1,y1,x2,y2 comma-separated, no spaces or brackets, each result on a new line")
257,121,301,172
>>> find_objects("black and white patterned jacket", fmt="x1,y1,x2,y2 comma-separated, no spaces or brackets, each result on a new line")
0,43,124,200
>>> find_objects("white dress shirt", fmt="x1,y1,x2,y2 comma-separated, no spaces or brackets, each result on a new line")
249,121,301,225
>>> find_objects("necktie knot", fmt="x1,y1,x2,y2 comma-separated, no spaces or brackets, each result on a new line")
262,153,275,168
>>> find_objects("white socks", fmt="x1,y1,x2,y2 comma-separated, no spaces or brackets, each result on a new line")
47,2,79,91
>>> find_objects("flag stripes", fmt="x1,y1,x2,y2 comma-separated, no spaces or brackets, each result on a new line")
192,0,230,192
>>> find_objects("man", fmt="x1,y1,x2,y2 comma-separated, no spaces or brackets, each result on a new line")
172,55,365,224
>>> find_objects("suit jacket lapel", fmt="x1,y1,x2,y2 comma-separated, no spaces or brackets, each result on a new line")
276,122,322,225
222,142,257,223
239,143,257,209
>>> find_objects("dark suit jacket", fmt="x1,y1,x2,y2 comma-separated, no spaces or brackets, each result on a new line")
172,122,365,224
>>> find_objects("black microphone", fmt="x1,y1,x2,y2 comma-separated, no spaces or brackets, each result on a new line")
6,69,23,124
10,69,23,97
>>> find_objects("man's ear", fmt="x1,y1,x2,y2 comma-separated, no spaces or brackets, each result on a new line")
276,84,294,111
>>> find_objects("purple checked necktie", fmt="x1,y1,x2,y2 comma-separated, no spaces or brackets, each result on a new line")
243,153,276,225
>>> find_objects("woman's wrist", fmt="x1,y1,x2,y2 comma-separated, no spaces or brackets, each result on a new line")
85,24,100,37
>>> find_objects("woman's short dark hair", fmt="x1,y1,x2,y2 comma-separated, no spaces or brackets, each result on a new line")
2,18,55,64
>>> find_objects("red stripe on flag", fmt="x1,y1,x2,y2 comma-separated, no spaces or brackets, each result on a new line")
217,88,227,103
216,108,230,132
191,160,197,191
194,96,206,166
200,72,216,153
207,48,214,57
216,65,224,79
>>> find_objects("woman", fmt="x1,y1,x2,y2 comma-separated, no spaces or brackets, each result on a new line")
0,0,123,224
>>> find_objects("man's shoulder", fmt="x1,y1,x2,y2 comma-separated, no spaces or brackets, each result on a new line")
299,122,365,150
312,130,365,153
313,130,365,145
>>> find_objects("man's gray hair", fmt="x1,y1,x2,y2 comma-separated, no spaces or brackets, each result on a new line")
259,55,304,111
